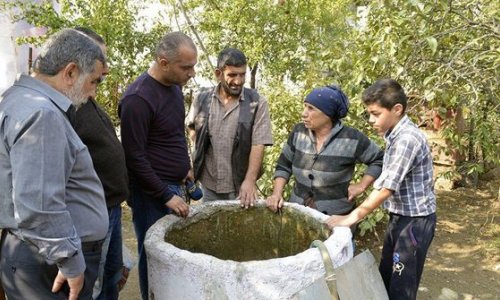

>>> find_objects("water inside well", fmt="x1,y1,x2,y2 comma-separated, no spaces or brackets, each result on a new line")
165,206,331,261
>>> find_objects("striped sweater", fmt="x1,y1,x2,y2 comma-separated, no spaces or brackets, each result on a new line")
274,122,384,215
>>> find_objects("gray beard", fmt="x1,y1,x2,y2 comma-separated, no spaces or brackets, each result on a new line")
64,76,89,108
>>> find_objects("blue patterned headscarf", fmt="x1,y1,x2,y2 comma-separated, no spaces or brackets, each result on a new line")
304,85,350,119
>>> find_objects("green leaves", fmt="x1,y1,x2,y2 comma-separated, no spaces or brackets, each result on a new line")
426,36,438,55
358,208,387,237
2,0,170,125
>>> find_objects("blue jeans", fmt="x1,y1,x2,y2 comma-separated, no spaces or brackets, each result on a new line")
129,183,184,300
94,205,123,300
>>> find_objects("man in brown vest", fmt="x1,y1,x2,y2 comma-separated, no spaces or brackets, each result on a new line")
186,48,273,208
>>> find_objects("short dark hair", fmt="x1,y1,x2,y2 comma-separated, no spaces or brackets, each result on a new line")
155,32,196,60
362,78,407,112
33,28,105,76
217,48,247,70
74,26,105,45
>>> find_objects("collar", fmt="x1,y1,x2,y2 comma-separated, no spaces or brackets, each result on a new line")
14,74,72,113
308,121,344,144
384,115,410,144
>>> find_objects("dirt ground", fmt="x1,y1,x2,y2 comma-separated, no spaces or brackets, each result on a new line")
119,179,499,300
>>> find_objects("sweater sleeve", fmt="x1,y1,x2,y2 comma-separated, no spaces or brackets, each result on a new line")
356,131,384,179
274,125,298,180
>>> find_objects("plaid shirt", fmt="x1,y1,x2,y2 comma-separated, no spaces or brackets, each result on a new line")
374,115,436,216
187,85,273,193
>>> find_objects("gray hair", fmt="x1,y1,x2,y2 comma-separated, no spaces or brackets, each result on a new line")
155,31,196,60
33,28,106,76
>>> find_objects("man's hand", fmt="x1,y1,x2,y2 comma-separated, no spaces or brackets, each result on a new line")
52,271,84,300
325,214,357,229
348,183,365,202
185,169,195,182
238,179,257,209
266,194,283,213
166,195,189,218
348,175,375,202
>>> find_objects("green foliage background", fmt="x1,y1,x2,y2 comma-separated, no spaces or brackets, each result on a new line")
2,0,498,236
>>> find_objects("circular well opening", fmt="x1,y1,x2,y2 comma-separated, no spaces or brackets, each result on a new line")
165,205,331,262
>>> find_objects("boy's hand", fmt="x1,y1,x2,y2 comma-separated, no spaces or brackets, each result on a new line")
325,214,357,229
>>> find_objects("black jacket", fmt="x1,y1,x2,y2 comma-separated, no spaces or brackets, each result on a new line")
74,99,129,208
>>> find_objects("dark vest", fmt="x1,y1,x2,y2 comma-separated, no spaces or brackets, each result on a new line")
192,87,260,190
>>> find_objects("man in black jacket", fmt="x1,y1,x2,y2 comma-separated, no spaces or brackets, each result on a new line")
73,27,129,300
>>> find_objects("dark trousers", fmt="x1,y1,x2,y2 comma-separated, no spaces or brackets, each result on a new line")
0,231,102,300
0,230,5,300
379,213,436,300
128,183,184,300
95,205,123,300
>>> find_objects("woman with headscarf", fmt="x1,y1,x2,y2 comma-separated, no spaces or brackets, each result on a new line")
266,86,384,222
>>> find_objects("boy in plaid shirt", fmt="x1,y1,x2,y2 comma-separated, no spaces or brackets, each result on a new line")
327,79,436,299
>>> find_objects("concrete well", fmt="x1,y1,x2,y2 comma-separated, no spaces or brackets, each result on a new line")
145,200,353,299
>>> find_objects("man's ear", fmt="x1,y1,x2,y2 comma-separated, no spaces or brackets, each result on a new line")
158,57,169,70
61,62,80,86
214,68,222,79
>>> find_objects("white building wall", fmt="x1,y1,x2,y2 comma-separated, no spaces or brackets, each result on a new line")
0,14,23,94
0,1,52,94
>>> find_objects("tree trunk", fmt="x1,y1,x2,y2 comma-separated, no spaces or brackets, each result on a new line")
250,63,258,89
